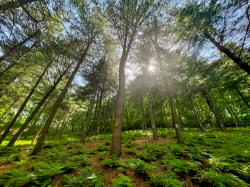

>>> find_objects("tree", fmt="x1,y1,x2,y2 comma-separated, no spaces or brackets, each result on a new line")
0,59,53,144
172,0,250,74
104,0,162,156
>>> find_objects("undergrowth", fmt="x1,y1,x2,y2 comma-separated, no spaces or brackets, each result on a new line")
0,128,249,186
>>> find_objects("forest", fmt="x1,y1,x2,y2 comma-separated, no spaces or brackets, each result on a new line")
0,0,250,186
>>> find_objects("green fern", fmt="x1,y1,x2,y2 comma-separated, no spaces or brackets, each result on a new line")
202,170,249,187
112,173,133,187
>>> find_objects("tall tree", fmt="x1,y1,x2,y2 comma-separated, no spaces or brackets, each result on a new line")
104,0,162,156
0,59,53,144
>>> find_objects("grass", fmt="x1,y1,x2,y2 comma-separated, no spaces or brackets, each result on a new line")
0,128,249,186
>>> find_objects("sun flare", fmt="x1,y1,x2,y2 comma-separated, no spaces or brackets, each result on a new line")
148,65,155,71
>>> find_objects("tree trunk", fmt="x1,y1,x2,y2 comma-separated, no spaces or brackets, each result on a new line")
31,40,92,154
149,88,158,140
80,92,97,143
235,88,250,109
201,88,226,132
187,94,205,132
152,37,185,144
110,30,136,156
0,59,53,144
175,97,185,129
0,0,39,13
0,31,39,63
0,41,39,77
140,96,146,130
58,108,75,140
168,92,185,144
0,98,19,121
96,89,103,135
204,33,250,75
23,100,50,139
7,62,72,146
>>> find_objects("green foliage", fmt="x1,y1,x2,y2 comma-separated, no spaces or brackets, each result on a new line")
68,154,91,166
200,170,249,187
0,168,31,187
166,159,200,174
150,173,183,187
31,161,65,180
97,151,108,160
112,173,133,187
102,156,122,168
125,158,157,174
124,147,137,155
136,143,168,161
63,166,96,187
124,141,137,148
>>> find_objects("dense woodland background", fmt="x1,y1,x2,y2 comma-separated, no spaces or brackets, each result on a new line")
0,0,250,186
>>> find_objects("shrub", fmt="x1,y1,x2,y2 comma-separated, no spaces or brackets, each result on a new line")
166,159,200,174
112,174,133,187
201,170,248,187
125,158,157,174
150,173,183,187
0,168,31,187
102,157,122,168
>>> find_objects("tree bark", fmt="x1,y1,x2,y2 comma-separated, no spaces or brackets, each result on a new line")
0,31,39,63
23,100,49,139
149,87,158,140
152,36,185,144
0,41,39,77
187,93,205,132
0,98,19,121
235,87,250,109
80,92,97,143
0,59,53,144
0,0,39,13
110,29,136,156
201,88,226,132
58,108,75,140
96,88,103,135
6,62,72,146
204,33,250,75
32,40,92,154
140,96,146,130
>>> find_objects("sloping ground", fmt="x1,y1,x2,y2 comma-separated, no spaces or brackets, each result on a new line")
0,128,249,187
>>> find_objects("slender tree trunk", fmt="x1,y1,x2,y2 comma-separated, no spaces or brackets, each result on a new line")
110,30,136,156
80,92,97,143
96,89,103,135
6,62,72,146
187,94,205,132
32,112,50,144
0,98,19,120
0,41,38,77
32,40,92,154
175,97,185,129
140,96,146,130
201,89,226,132
23,100,50,139
0,59,53,144
152,36,185,144
149,88,158,140
0,31,39,62
219,92,240,127
0,0,39,13
52,122,60,140
168,92,185,144
204,33,250,75
58,109,74,140
235,88,250,109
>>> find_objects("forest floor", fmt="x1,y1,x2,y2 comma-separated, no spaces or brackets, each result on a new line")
0,128,250,187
